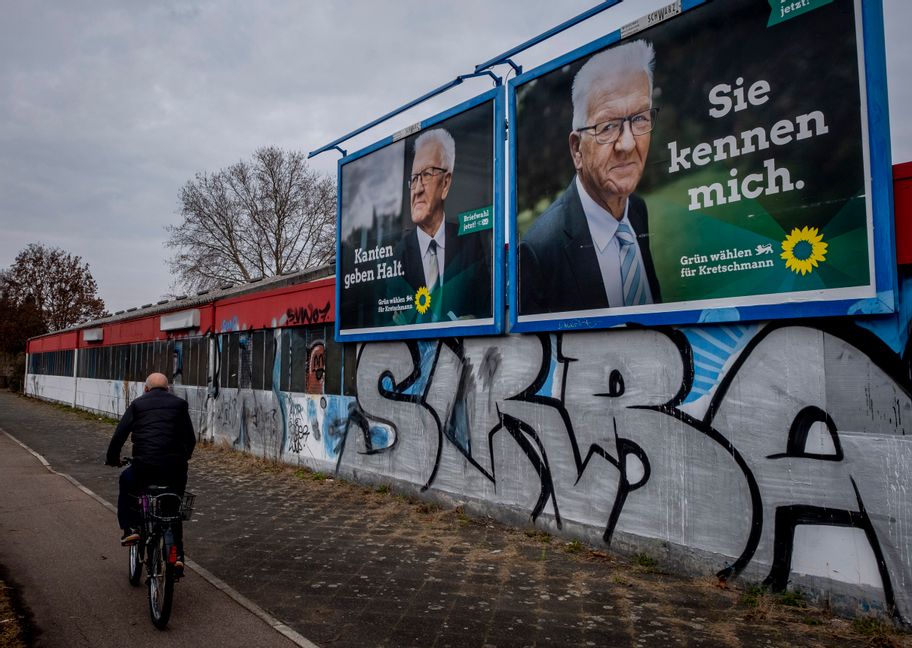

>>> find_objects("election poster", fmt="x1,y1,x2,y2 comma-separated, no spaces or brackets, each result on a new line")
337,92,502,341
511,0,894,331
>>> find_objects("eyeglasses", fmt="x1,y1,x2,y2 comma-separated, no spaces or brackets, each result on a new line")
409,167,448,189
576,107,659,144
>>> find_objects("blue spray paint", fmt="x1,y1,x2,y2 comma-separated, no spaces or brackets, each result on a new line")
322,395,354,458
682,323,757,403
855,271,912,354
271,331,287,453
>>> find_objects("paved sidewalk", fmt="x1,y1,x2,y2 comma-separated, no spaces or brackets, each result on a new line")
0,427,303,647
0,391,906,648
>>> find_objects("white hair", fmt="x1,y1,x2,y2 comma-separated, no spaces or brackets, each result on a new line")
571,39,655,130
413,128,456,172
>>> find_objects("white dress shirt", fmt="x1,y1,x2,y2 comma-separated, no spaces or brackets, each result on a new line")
415,220,445,288
575,176,653,307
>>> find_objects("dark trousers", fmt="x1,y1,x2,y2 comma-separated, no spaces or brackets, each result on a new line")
118,463,187,556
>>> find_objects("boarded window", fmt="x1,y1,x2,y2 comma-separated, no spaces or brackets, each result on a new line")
342,343,358,396
238,333,252,389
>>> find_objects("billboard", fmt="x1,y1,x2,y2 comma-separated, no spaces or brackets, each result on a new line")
337,89,504,341
510,0,895,332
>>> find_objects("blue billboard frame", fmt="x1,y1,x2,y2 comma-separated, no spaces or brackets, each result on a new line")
508,0,895,334
336,87,505,342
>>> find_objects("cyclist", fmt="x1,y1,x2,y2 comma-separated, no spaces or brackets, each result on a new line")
106,372,196,570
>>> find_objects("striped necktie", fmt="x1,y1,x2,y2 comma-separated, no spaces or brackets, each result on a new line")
425,240,439,291
615,222,647,306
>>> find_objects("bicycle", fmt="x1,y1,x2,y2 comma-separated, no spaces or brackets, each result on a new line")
121,457,195,629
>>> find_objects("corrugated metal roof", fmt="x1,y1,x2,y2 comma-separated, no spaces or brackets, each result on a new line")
28,264,334,341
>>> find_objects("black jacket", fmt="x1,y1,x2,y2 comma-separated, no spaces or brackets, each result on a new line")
106,388,196,469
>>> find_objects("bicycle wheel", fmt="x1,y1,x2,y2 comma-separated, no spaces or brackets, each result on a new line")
128,540,142,586
147,534,174,629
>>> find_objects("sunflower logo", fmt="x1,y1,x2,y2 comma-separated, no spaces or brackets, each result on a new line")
780,226,827,276
414,286,431,314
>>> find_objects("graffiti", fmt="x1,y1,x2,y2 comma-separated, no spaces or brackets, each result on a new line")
344,315,912,624
214,395,238,431
288,401,310,454
207,385,286,457
172,345,183,384
221,316,240,333
306,341,325,394
286,302,331,326
27,271,911,625
271,331,287,452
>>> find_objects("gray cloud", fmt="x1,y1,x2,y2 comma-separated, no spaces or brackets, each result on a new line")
2,0,910,312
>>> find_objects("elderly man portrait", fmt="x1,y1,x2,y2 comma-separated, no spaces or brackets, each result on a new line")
519,39,662,315
394,127,489,321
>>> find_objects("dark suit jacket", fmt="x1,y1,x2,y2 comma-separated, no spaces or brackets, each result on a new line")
519,180,661,315
395,219,491,320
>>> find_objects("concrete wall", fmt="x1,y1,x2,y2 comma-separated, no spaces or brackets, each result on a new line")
27,373,75,406
192,386,351,468
73,377,142,416
24,270,912,624
342,319,911,621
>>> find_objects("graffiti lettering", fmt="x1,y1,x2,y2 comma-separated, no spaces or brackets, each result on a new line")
340,320,912,624
286,302,331,326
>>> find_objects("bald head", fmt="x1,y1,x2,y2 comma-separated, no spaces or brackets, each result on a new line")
144,373,169,391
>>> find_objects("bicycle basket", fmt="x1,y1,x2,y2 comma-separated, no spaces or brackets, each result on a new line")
148,492,192,522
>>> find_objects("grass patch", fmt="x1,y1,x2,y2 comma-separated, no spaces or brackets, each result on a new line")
294,468,328,481
740,584,769,608
611,574,630,586
776,589,806,608
740,584,775,620
48,400,119,425
0,580,27,648
852,616,889,635
374,484,390,494
633,553,658,571
741,584,807,611
524,529,552,544
851,615,900,646
564,539,584,554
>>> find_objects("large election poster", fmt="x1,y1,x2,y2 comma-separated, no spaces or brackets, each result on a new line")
337,91,502,341
511,0,894,331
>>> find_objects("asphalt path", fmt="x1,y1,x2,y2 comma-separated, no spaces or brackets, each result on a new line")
0,429,310,648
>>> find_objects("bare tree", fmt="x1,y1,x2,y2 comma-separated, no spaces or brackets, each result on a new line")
166,146,336,292
1,243,107,333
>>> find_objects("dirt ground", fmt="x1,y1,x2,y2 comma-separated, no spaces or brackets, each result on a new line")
0,573,28,648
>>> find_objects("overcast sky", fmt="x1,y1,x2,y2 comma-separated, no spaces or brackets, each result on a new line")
2,0,910,313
